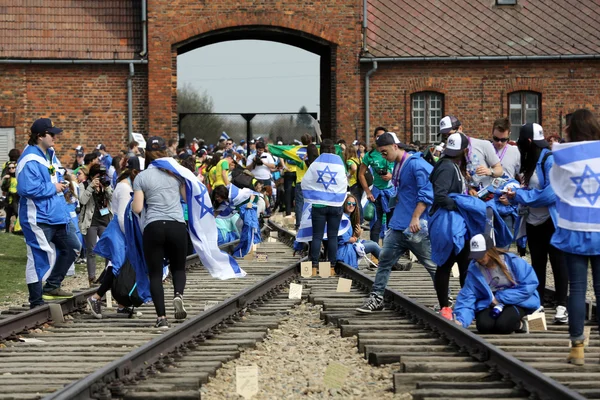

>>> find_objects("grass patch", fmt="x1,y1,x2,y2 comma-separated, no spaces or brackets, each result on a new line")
0,233,28,301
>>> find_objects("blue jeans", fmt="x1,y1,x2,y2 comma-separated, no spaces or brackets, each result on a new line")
28,222,80,308
371,229,437,296
361,239,381,259
310,206,343,265
294,185,304,229
566,253,600,340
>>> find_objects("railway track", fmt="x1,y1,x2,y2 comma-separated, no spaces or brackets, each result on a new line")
2,221,597,399
0,226,302,400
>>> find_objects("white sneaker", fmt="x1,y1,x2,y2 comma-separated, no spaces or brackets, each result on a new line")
554,305,568,324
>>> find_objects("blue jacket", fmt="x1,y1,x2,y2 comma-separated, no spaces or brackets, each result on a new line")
123,200,152,303
233,204,261,258
101,153,113,171
489,179,520,219
514,148,557,239
337,224,359,269
16,145,70,225
454,253,540,328
429,194,512,265
388,152,434,231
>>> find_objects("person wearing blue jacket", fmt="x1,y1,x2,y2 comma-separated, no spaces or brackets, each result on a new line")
506,123,568,324
357,132,436,313
453,234,540,334
16,118,81,308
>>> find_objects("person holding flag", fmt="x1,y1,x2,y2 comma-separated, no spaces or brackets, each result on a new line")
549,109,600,365
132,137,245,329
301,139,348,277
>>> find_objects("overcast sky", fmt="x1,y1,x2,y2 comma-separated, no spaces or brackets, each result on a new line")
177,40,320,116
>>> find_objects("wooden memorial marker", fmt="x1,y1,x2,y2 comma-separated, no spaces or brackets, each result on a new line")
451,263,460,278
526,310,547,331
336,278,352,292
236,365,259,399
255,252,268,262
300,261,312,278
318,262,330,278
49,304,64,323
323,361,350,389
204,301,219,311
105,291,113,309
289,283,303,299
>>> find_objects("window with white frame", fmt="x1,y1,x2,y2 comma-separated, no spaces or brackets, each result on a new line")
412,92,443,144
509,91,540,139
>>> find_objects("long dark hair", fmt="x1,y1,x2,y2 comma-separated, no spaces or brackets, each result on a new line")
445,149,468,179
567,109,600,142
518,141,543,187
117,168,140,184
306,144,319,168
485,247,516,286
145,150,168,164
343,194,361,236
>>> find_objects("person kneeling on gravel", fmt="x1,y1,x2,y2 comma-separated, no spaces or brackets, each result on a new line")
453,234,540,334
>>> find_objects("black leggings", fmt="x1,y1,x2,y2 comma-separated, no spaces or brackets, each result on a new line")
476,305,526,334
143,220,188,317
283,172,296,216
526,219,568,307
434,244,470,308
96,266,114,298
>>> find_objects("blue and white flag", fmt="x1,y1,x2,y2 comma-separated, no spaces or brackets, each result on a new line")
229,185,259,208
150,157,246,279
550,141,600,232
220,131,230,141
296,203,351,243
301,153,348,207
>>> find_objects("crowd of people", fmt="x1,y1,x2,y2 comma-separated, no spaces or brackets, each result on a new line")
2,109,600,364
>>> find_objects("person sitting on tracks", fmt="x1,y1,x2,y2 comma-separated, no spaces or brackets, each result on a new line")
17,118,82,308
336,193,381,270
453,234,540,334
356,132,436,313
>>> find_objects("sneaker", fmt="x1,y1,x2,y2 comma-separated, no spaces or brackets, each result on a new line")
554,305,568,324
154,318,170,329
117,306,134,316
87,297,102,319
440,307,453,321
173,294,187,320
42,288,74,300
356,293,384,313
516,318,529,334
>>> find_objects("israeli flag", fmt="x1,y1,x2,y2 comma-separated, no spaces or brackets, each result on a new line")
149,158,246,279
301,153,348,207
220,131,230,141
229,185,259,207
550,141,600,232
297,203,351,243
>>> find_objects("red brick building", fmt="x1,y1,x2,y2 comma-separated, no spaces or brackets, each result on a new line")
0,0,598,164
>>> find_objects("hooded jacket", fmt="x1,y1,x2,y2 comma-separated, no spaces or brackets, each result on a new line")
454,252,540,328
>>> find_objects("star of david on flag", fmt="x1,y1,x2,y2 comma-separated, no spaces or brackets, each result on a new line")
550,141,600,232
195,184,214,218
316,166,338,190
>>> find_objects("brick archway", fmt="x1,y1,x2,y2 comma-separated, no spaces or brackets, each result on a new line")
147,3,362,142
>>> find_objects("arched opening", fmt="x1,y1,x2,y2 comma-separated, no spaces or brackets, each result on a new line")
174,26,335,144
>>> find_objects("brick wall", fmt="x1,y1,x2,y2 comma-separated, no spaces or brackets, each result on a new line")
362,60,600,145
147,0,363,141
0,64,148,166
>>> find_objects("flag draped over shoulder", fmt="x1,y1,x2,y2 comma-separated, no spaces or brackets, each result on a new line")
297,204,351,243
301,153,348,207
149,158,246,279
550,141,600,232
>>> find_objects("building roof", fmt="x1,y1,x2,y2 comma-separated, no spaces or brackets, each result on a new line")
366,0,600,59
0,1,141,60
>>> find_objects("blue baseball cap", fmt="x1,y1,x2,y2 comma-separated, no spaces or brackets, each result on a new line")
31,118,62,135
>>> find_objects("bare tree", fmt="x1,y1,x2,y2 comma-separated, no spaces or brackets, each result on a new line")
177,84,225,144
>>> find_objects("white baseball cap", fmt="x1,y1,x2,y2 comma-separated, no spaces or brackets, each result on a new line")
439,115,462,135
469,234,494,260
519,123,548,148
444,132,469,157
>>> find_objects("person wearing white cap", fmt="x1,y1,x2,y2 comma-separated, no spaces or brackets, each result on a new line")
452,234,540,333
506,122,568,325
428,132,471,320
440,115,504,194
356,132,436,313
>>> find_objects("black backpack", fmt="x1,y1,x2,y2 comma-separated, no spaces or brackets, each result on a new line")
111,261,144,309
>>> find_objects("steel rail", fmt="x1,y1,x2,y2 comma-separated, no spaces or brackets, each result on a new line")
268,224,586,400
44,223,298,400
0,229,262,341
337,265,586,400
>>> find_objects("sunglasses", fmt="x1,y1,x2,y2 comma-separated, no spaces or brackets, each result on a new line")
492,136,509,143
346,202,357,206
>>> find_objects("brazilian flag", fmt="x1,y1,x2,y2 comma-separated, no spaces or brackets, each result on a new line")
268,144,345,168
